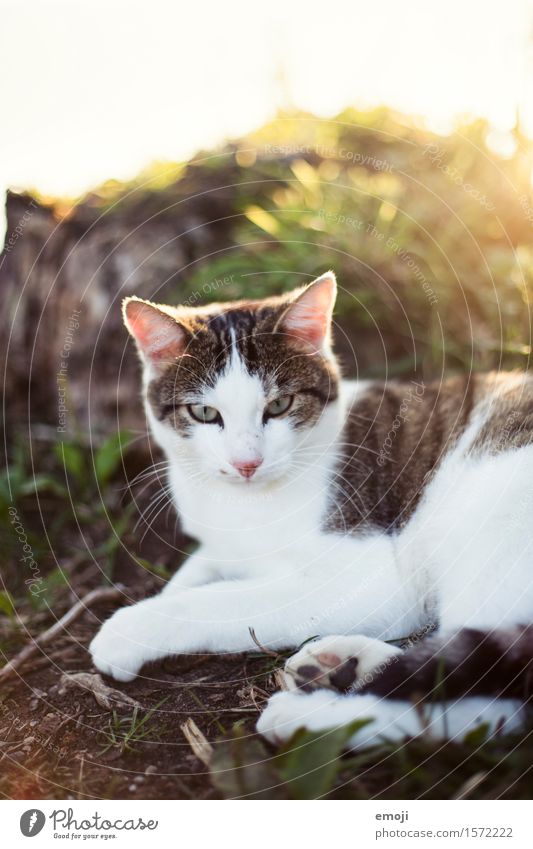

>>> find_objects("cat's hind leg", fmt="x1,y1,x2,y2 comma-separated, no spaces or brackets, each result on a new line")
257,689,524,748
260,627,530,747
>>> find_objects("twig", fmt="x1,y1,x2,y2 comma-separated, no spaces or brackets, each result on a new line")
0,585,125,683
272,669,290,692
248,627,279,657
453,771,488,800
55,707,82,733
60,672,142,711
225,707,260,713
180,718,213,767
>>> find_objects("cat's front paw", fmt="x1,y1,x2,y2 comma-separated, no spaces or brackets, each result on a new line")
89,605,152,682
282,634,401,693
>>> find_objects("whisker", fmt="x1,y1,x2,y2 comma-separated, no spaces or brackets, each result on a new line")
140,495,175,543
133,484,174,532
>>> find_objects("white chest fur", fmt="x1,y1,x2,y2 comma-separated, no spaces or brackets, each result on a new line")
150,380,370,575
170,453,331,559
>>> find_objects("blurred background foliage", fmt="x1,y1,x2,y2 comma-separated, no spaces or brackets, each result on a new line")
99,109,533,377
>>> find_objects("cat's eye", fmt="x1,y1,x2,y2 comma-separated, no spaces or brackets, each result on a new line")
265,395,293,418
187,404,221,425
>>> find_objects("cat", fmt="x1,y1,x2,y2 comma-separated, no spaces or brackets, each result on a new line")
90,272,533,748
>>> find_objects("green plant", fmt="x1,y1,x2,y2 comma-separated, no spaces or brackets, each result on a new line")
98,698,169,755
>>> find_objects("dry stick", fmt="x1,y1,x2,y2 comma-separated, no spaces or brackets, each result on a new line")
60,672,142,710
0,585,125,683
453,771,489,801
248,627,279,658
180,718,213,767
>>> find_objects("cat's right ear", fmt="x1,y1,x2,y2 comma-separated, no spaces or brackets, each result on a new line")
122,297,189,375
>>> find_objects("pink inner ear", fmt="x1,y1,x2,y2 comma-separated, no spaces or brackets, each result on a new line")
124,299,187,364
280,273,336,350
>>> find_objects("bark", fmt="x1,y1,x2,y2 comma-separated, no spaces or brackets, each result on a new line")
0,164,241,436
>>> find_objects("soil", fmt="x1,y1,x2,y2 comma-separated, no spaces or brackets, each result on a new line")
0,592,277,800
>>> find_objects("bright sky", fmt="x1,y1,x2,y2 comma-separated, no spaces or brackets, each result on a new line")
1,0,533,209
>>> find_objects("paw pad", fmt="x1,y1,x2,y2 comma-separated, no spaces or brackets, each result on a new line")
282,635,401,695
289,654,359,693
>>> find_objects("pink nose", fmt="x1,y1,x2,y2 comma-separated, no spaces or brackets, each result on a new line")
231,459,263,478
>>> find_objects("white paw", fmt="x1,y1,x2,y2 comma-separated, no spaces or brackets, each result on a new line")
89,605,154,682
257,689,385,746
282,634,401,693
256,691,334,744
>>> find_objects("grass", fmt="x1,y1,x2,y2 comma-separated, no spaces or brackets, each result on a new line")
159,110,533,378
98,698,170,755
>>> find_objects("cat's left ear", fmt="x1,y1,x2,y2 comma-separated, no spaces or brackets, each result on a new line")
277,271,337,352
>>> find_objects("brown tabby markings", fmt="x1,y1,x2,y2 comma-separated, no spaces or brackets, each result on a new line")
146,297,338,435
328,372,533,533
471,372,533,454
358,624,533,701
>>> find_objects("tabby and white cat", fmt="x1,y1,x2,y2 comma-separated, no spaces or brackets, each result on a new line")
90,272,533,747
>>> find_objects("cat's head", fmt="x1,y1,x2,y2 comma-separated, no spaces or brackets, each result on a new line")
123,272,340,486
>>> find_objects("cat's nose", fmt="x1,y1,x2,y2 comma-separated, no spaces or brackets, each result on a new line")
231,458,263,478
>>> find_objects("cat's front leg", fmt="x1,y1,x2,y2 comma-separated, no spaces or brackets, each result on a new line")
89,596,172,681
159,549,221,595
89,566,417,682
90,576,307,681
89,581,282,681
90,578,298,682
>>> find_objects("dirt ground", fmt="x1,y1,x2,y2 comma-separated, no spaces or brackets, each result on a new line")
2,441,533,801
0,447,281,800
0,591,278,800
2,587,533,801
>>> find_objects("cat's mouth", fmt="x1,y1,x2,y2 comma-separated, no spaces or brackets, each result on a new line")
218,464,279,485
219,469,262,484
